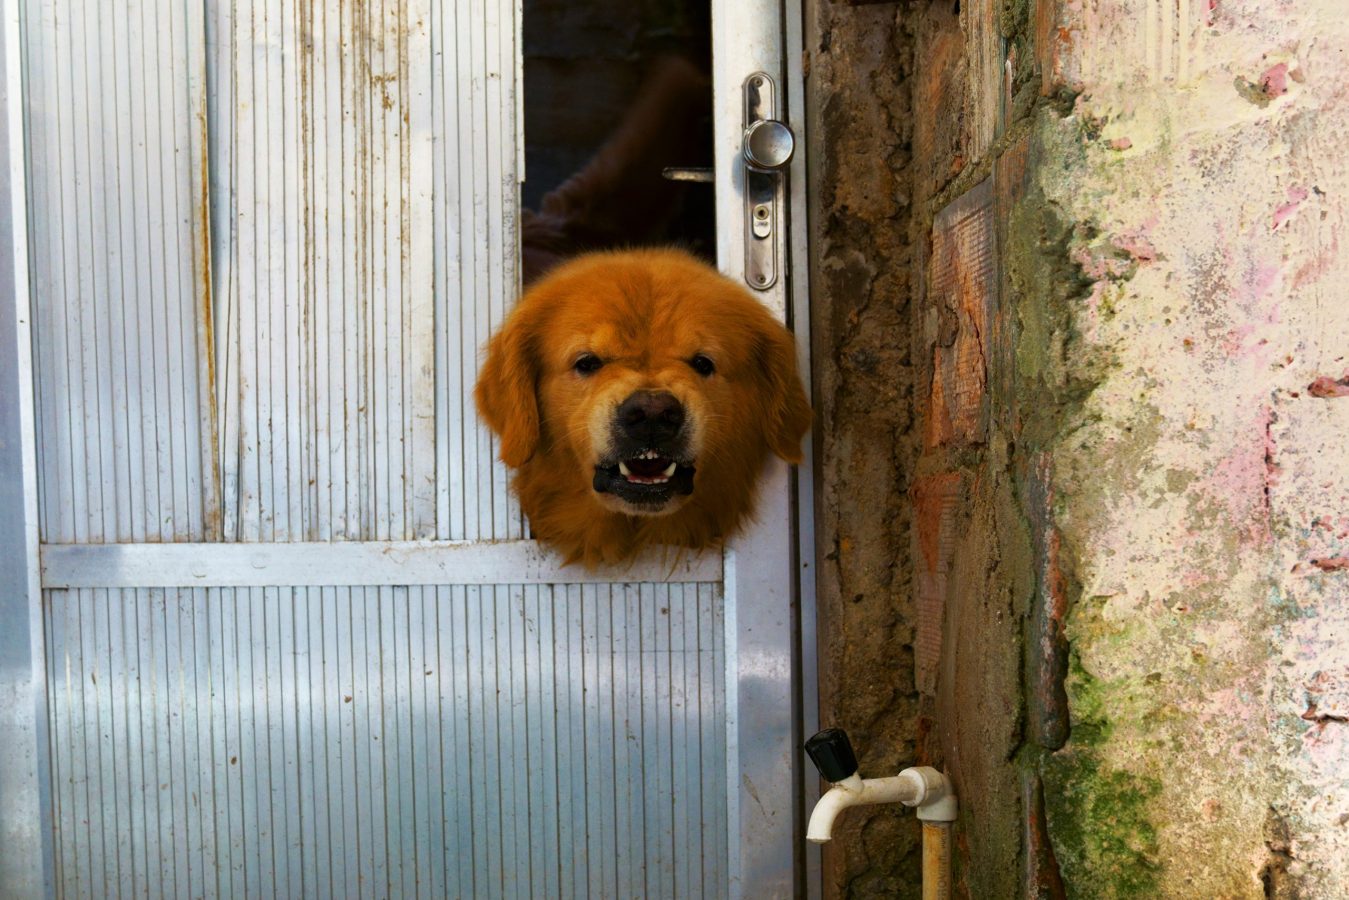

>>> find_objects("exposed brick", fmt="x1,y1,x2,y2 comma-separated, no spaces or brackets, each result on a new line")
912,472,964,696
1034,0,1067,94
912,4,967,206
925,178,996,450
1312,557,1349,571
1308,375,1349,398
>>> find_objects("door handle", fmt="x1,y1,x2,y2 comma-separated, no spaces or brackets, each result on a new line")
743,73,793,290
745,119,795,172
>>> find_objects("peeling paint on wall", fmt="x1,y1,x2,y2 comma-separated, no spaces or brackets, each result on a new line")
1026,0,1349,894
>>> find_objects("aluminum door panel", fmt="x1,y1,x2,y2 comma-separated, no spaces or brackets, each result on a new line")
41,583,728,899
8,0,790,895
205,0,525,543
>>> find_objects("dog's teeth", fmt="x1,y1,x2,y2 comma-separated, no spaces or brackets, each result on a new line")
618,460,632,477
662,461,676,477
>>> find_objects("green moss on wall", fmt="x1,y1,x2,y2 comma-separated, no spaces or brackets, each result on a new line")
1006,182,1103,451
1043,746,1163,899
1040,636,1164,895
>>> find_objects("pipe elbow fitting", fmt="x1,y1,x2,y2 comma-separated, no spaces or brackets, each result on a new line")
899,766,958,822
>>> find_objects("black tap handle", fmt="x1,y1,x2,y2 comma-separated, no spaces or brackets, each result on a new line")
805,728,859,783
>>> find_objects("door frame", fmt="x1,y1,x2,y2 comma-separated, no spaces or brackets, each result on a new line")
0,2,54,893
713,0,819,892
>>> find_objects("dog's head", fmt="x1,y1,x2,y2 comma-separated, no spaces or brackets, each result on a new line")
476,249,810,555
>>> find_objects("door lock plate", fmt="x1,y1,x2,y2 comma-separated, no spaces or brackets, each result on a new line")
743,73,792,291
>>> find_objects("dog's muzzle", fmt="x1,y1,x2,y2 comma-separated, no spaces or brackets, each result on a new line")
592,391,696,508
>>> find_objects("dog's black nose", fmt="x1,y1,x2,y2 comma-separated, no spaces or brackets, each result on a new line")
617,391,685,444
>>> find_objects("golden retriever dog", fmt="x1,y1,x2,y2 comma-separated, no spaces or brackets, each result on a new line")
475,249,811,567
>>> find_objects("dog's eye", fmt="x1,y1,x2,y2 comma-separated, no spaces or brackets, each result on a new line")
573,353,604,376
689,354,716,377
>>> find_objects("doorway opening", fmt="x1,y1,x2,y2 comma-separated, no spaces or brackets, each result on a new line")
521,0,716,284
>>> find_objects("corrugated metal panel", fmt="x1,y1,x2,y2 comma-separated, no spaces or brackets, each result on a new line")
208,0,440,542
23,0,217,544
431,0,524,541
206,0,526,544
43,583,728,898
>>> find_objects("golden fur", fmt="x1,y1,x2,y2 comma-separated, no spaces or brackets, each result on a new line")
475,249,811,567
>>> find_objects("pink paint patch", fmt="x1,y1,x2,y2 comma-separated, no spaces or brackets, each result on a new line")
1222,323,1258,357
1273,185,1310,231
1181,569,1213,589
1109,136,1132,151
1261,63,1289,98
1199,405,1274,547
1311,515,1349,540
1115,231,1157,263
1308,376,1349,398
1291,223,1340,290
1198,684,1262,752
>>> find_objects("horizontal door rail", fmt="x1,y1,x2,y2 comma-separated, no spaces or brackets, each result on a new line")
41,540,723,589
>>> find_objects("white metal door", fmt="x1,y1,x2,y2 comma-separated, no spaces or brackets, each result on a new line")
0,0,812,896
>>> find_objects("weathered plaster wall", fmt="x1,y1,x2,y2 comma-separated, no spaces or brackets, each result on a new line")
1028,0,1349,895
809,0,1349,896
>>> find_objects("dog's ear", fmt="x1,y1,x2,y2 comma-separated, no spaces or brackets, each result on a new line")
476,308,541,468
754,317,812,464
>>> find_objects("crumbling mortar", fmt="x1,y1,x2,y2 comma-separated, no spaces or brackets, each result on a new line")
1260,806,1296,899
808,1,923,894
925,116,1033,226
997,0,1029,39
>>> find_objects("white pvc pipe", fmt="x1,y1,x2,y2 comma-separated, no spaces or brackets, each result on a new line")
806,770,916,842
806,766,956,843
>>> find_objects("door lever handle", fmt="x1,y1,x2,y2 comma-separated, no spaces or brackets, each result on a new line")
662,166,715,183
744,119,794,173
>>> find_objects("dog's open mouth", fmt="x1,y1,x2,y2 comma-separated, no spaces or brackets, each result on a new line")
593,449,696,505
